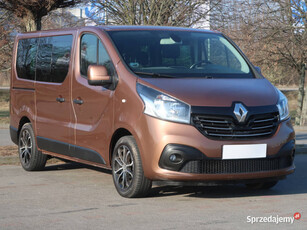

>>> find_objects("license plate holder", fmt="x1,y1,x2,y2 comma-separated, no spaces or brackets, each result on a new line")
222,144,267,160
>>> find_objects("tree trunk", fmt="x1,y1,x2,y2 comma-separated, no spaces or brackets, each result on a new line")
298,64,307,125
35,15,42,31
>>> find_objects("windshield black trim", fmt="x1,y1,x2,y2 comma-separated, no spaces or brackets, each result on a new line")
134,71,175,78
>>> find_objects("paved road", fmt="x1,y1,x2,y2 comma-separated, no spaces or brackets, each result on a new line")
0,156,306,230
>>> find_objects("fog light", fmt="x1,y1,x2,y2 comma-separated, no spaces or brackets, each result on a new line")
169,154,182,163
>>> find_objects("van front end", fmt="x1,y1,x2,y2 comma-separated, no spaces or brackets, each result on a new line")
136,106,295,183
134,79,295,185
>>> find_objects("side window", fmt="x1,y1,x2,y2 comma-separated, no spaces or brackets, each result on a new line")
80,33,115,77
36,35,73,83
16,38,38,80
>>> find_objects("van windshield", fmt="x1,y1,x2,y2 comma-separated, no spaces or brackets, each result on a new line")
107,30,254,79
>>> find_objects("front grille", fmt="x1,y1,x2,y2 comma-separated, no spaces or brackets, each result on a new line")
180,156,293,174
192,112,279,140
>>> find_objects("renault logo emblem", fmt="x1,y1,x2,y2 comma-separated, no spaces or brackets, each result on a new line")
234,103,248,123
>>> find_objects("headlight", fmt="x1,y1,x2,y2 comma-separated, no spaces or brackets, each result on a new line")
276,89,289,121
137,83,191,124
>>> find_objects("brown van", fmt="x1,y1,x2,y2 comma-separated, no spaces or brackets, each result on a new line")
10,26,295,198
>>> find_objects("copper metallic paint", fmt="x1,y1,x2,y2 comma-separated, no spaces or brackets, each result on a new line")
10,26,295,183
138,78,279,107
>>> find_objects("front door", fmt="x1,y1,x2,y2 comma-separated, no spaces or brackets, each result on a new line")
71,32,116,165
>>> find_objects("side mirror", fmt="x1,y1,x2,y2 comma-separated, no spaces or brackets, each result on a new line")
254,66,262,74
87,65,112,86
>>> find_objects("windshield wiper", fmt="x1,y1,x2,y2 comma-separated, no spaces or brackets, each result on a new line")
134,71,174,78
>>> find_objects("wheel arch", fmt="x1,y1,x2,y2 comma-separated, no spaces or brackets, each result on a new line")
109,128,132,166
17,116,31,139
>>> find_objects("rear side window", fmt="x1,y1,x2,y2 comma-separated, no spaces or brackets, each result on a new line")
80,33,115,77
16,38,38,80
36,35,73,83
16,35,73,83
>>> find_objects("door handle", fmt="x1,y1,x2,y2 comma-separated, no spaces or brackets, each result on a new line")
73,98,84,105
56,97,65,103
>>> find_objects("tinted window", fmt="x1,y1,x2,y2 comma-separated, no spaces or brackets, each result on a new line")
16,38,38,80
36,35,73,83
80,34,115,77
16,35,72,83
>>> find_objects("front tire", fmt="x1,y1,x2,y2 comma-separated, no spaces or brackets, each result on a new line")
112,136,152,198
18,123,47,171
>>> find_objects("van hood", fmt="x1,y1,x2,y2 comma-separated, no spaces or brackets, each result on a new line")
138,78,278,107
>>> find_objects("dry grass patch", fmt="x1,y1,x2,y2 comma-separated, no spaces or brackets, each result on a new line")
0,145,63,165
0,145,19,165
0,92,9,125
0,145,17,156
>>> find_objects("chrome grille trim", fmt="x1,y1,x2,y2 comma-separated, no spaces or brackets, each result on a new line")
192,112,279,140
254,118,275,123
208,132,273,137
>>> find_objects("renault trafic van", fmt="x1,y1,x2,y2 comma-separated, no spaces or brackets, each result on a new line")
10,26,295,198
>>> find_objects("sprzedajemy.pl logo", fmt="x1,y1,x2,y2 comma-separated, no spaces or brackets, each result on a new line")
247,213,301,224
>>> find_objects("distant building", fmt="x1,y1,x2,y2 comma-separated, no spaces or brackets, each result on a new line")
192,3,210,30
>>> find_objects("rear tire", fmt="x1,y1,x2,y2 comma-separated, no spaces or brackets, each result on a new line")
18,123,47,171
112,136,152,198
246,181,278,190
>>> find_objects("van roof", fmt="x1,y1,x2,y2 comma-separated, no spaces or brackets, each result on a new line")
101,25,220,34
16,25,221,35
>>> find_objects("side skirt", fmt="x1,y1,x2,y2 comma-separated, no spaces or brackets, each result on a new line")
37,136,106,165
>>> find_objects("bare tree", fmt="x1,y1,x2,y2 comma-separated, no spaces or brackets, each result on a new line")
0,0,80,31
251,1,306,125
211,0,307,125
42,8,86,30
89,0,220,27
0,10,20,85
0,11,12,71
0,4,84,86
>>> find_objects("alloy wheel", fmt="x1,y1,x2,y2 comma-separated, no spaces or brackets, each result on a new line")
19,129,33,165
113,145,134,190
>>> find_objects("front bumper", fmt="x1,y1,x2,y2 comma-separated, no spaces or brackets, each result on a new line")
135,115,295,181
159,140,294,174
